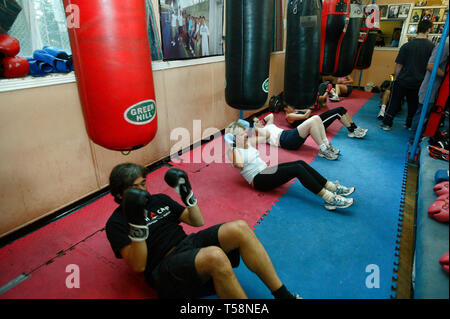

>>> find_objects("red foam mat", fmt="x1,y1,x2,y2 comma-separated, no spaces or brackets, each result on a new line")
0,90,373,298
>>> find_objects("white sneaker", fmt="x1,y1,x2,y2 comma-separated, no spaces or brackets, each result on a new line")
377,105,386,120
329,95,340,102
318,148,338,160
348,127,366,138
324,195,354,210
333,181,355,196
328,144,340,155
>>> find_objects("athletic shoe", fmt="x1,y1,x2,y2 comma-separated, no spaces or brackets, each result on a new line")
348,127,366,138
328,143,340,155
324,195,354,210
380,123,392,131
318,148,338,160
318,81,330,96
329,95,340,102
333,181,355,196
377,105,386,120
358,127,368,133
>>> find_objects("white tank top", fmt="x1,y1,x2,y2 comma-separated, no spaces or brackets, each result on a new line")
264,124,283,147
231,146,268,184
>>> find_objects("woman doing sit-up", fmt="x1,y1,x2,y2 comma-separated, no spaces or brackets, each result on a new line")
281,105,368,139
249,113,339,160
225,121,355,211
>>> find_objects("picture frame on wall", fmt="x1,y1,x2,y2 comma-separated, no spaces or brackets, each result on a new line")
411,9,422,22
379,5,388,19
408,24,417,34
398,4,411,19
388,4,400,19
158,0,224,61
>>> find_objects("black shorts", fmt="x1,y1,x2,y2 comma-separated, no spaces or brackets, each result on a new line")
149,224,241,299
340,85,353,97
279,128,306,150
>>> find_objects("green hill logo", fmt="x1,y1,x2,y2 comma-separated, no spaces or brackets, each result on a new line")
262,78,269,93
124,100,156,125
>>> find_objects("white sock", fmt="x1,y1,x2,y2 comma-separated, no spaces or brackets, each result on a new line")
325,181,337,192
319,143,328,152
321,190,335,203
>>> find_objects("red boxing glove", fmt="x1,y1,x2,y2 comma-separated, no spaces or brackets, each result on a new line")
440,252,449,275
434,181,449,196
427,199,449,223
1,56,30,78
0,34,20,58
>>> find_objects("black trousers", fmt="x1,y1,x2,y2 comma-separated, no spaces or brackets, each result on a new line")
291,107,348,129
253,160,327,194
382,80,419,127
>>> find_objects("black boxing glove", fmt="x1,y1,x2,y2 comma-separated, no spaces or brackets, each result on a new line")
164,168,197,207
122,188,152,242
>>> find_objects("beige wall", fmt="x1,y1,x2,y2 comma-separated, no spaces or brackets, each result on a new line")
0,50,286,240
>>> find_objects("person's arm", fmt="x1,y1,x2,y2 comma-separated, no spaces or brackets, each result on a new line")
285,109,311,124
262,113,274,125
120,242,148,273
394,63,403,80
227,147,244,169
119,189,153,273
341,75,354,85
179,205,204,227
427,63,445,77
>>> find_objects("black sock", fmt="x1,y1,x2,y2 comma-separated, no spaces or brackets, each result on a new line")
348,122,357,132
272,285,295,299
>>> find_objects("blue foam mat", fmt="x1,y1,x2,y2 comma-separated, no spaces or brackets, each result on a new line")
413,138,449,299
232,94,411,299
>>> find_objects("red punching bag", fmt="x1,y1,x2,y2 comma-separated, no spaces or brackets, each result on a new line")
64,0,157,152
320,0,350,75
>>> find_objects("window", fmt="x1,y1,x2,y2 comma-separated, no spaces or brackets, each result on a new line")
8,0,71,57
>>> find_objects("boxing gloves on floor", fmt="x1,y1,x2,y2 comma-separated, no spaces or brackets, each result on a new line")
0,34,29,78
165,168,197,207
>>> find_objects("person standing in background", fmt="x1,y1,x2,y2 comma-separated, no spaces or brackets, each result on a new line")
380,20,434,131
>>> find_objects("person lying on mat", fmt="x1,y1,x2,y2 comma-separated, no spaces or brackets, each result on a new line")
225,121,355,211
105,163,301,299
279,104,368,139
247,113,340,160
321,75,354,102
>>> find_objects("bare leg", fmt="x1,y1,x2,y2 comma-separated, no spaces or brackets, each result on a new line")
195,246,248,299
340,112,353,127
296,116,327,146
218,220,284,293
382,89,390,106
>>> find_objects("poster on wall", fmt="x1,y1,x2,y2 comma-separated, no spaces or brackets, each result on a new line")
158,0,224,60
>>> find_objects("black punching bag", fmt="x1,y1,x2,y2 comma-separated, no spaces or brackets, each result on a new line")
333,1,363,77
320,0,350,75
354,5,379,70
225,0,273,110
284,0,322,108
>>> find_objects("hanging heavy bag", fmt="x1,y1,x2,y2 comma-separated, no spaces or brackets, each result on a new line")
354,4,380,70
320,0,350,75
284,0,322,108
63,0,157,152
225,0,273,110
332,1,363,77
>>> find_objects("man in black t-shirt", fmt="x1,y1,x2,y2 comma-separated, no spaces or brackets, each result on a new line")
105,163,299,299
380,20,434,131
